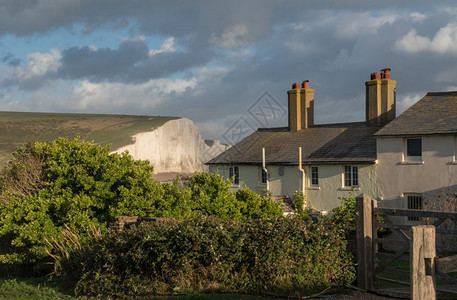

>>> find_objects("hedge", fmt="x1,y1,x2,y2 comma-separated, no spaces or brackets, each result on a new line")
57,215,355,298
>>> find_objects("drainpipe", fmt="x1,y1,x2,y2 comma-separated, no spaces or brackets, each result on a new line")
262,147,269,193
298,147,306,204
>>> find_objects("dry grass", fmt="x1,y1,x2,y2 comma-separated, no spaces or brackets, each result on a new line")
45,224,102,275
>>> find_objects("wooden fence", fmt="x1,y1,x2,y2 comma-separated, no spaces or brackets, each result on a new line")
356,194,457,298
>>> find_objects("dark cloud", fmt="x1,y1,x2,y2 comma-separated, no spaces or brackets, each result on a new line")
58,39,149,81
2,1,457,139
2,52,21,66
0,1,454,37
58,37,213,83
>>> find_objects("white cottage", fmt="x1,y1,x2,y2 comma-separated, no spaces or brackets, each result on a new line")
208,69,397,212
375,91,457,217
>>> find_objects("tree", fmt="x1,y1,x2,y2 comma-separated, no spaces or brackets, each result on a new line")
0,137,162,265
0,138,283,267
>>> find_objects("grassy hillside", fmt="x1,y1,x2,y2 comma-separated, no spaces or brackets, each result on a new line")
0,111,180,168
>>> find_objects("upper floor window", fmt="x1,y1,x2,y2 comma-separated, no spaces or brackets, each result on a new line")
344,166,358,187
311,167,318,186
407,138,422,157
229,166,239,185
402,138,423,164
261,168,268,184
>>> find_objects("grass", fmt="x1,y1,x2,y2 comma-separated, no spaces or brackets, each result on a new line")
0,277,284,300
0,111,181,167
376,249,457,296
0,277,75,300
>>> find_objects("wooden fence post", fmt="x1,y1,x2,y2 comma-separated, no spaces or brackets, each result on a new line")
356,194,374,290
410,225,436,300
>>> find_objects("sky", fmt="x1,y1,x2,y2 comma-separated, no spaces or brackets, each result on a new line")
1,1,457,141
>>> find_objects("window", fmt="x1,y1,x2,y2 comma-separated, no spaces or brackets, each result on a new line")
229,166,239,185
311,167,318,186
405,138,422,161
261,168,268,184
406,194,422,221
344,166,358,187
278,166,284,176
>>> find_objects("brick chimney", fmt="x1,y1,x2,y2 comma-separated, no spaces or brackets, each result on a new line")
366,68,396,126
287,80,314,131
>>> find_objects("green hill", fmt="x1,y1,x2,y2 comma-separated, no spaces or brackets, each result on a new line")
0,111,180,167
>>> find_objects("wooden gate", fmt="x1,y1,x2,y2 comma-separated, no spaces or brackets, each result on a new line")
356,194,457,297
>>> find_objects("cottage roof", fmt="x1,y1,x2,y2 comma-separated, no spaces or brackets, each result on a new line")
375,91,457,136
207,122,380,165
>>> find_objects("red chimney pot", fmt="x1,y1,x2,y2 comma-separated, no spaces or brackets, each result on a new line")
302,80,310,89
292,82,300,89
381,68,391,79
370,72,380,80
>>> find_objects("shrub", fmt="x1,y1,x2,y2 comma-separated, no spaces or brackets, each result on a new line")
235,186,282,219
153,173,282,221
0,137,162,266
0,139,282,268
57,216,355,298
331,196,357,232
330,196,388,236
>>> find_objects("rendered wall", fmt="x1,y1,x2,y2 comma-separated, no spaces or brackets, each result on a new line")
208,164,300,195
377,135,457,212
209,163,377,212
305,164,377,212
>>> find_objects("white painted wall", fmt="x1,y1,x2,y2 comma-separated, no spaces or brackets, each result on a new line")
209,163,377,212
377,135,457,211
305,164,377,212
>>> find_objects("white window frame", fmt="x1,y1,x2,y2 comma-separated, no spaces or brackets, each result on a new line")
311,166,319,186
229,166,239,185
344,166,358,187
260,167,268,184
403,138,423,163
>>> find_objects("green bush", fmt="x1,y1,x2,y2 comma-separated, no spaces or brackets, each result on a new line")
57,216,355,298
330,196,388,236
0,137,162,266
152,173,282,221
0,138,282,268
331,196,357,232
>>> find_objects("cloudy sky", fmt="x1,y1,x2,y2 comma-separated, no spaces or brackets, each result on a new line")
1,1,457,140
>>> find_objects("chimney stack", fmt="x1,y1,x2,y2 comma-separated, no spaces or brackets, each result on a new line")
288,80,314,131
366,68,396,126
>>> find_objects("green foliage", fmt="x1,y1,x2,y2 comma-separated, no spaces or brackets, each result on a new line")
0,277,75,300
331,196,357,232
330,196,388,236
235,186,282,219
189,172,243,219
57,216,355,298
0,137,162,265
0,139,282,267
290,191,311,220
152,173,282,221
291,191,305,212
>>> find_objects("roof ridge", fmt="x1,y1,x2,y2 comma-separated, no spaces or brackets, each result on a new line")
426,91,457,97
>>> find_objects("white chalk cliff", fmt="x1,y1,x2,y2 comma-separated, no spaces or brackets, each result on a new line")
112,118,229,174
